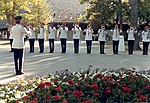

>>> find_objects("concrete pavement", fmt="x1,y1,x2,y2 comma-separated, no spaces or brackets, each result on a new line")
0,40,150,84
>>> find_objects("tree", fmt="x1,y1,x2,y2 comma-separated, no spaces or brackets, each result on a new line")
0,0,51,26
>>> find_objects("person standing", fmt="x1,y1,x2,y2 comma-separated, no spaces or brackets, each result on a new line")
98,25,107,54
126,25,137,55
84,24,93,54
28,23,36,53
37,22,45,53
142,26,150,55
48,23,56,53
11,16,28,75
59,23,68,53
72,23,81,54
111,24,122,54
8,25,13,52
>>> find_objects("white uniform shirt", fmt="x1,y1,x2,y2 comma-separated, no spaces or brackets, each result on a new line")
72,26,81,39
85,28,93,40
11,24,27,49
98,29,107,41
142,31,150,42
37,27,45,39
48,27,56,39
29,27,36,39
127,29,136,40
59,27,68,39
111,29,122,41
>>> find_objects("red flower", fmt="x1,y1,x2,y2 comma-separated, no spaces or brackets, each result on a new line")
55,86,61,92
109,81,114,85
127,71,132,75
94,74,100,78
54,95,61,100
39,83,45,88
105,87,111,94
122,87,131,93
73,91,82,98
68,80,74,85
29,91,34,95
85,84,90,88
24,96,29,100
99,75,104,79
144,79,148,82
119,73,123,78
84,78,88,81
30,100,37,103
47,95,51,99
92,84,98,90
138,90,143,94
77,82,81,86
54,81,58,85
122,83,127,87
45,82,52,86
138,95,147,102
94,93,100,97
62,100,68,103
92,82,97,85
104,76,110,81
146,85,150,90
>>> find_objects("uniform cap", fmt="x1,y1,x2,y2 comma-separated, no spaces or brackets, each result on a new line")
14,16,22,21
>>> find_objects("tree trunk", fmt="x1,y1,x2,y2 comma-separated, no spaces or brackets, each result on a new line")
118,0,123,30
129,0,141,50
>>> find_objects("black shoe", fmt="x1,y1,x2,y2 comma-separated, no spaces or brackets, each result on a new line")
49,52,53,53
39,52,43,53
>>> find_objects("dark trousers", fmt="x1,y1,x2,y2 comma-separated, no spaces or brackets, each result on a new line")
60,38,67,53
29,39,35,53
10,39,13,52
86,40,92,54
100,41,105,54
143,42,149,55
113,40,119,54
49,39,54,53
128,40,134,54
13,49,23,74
74,39,79,53
38,39,44,53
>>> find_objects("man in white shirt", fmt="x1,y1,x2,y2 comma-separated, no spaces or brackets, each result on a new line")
98,25,107,54
11,16,27,75
111,24,122,54
29,23,36,53
126,25,137,55
84,23,93,54
48,23,56,53
59,23,68,53
142,26,150,55
72,23,81,54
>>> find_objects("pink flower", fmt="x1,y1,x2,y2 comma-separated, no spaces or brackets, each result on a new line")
68,80,74,85
122,87,131,93
73,90,82,98
122,83,127,87
138,95,147,102
62,100,68,103
30,100,37,103
146,85,150,90
85,84,90,88
105,87,111,94
47,95,51,99
109,81,114,85
54,95,61,100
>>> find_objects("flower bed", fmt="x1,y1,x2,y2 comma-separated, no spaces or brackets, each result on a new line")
0,67,150,103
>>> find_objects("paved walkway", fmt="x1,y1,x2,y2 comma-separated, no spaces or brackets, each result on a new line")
0,40,149,84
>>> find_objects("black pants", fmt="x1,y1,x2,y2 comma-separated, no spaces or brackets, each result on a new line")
13,49,23,75
100,41,105,54
86,40,92,54
128,40,134,54
38,39,44,53
60,38,67,53
10,39,13,52
143,42,149,55
113,40,119,54
74,39,79,53
29,39,35,53
49,39,54,53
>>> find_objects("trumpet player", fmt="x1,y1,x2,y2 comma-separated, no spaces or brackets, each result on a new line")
28,23,36,53
111,24,122,54
59,22,68,53
72,23,81,54
98,25,107,54
84,23,93,54
37,22,45,53
126,25,137,55
48,23,56,53
142,26,150,55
